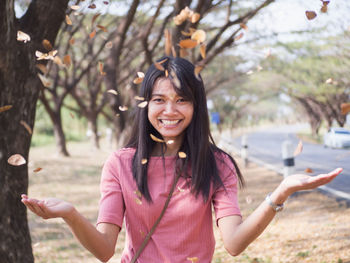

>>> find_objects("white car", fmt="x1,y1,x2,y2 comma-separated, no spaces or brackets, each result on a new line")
324,127,350,148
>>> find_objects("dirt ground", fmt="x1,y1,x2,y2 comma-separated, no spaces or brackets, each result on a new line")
26,140,350,263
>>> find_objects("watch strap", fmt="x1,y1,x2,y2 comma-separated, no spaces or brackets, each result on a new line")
265,193,284,212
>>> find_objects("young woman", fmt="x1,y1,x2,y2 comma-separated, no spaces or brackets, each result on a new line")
22,56,342,263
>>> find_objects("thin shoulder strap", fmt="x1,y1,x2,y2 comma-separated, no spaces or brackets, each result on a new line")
130,172,181,263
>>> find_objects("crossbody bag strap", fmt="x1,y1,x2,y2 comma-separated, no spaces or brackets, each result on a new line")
130,173,181,263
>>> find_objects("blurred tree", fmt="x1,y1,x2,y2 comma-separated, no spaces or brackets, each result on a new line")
0,0,69,262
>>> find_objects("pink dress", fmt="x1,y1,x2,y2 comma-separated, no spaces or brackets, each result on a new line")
97,148,241,262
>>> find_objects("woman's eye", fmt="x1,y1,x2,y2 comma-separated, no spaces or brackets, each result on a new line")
152,98,163,102
177,98,186,103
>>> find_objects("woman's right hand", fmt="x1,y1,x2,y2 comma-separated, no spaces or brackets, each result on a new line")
21,194,75,220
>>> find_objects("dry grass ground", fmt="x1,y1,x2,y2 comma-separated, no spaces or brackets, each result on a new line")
27,141,350,263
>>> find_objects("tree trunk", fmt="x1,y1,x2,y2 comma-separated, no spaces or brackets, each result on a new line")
88,118,100,149
0,0,69,261
52,114,70,156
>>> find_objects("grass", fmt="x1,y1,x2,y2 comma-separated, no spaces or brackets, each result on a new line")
27,140,350,263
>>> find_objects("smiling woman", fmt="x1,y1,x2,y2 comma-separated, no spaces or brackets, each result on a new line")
22,56,343,263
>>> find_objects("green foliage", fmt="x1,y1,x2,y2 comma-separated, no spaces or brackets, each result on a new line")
296,250,310,258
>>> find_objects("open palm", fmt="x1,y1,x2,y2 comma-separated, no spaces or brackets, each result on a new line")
21,194,74,220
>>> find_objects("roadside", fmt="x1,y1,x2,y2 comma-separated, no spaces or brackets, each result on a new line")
27,141,350,263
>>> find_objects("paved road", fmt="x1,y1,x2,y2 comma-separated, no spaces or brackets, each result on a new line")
221,126,350,201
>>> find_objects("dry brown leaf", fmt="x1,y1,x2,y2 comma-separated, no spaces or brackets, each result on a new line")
294,140,303,157
191,29,206,43
42,39,52,51
150,134,164,143
98,61,106,75
105,41,113,49
20,120,32,134
89,30,96,39
246,70,253,75
133,77,143,84
178,152,187,158
107,89,118,95
305,11,317,20
69,112,75,119
134,96,144,101
191,12,200,23
17,31,31,43
97,25,108,32
234,32,244,41
88,3,96,9
320,1,329,13
92,13,101,25
119,106,128,111
170,71,181,89
164,29,172,56
103,1,109,5
33,167,43,173
167,140,174,145
8,154,26,166
187,257,198,262
36,64,47,74
240,23,248,30
134,197,142,205
0,105,12,113
304,168,313,173
200,44,206,59
53,56,63,67
134,190,142,199
177,186,185,192
37,74,52,88
325,78,333,84
154,62,165,71
63,55,71,67
165,69,169,77
69,38,75,45
341,103,350,115
181,30,192,37
194,65,204,79
179,39,198,49
138,101,148,108
141,158,148,164
65,15,72,25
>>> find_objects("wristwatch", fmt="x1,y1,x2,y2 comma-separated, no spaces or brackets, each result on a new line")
265,193,284,212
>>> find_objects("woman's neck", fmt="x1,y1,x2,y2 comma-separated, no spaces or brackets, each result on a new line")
152,136,183,156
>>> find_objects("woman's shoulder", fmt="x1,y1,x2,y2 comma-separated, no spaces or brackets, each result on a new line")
106,147,136,164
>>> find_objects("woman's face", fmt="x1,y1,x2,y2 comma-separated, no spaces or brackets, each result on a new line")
148,77,194,143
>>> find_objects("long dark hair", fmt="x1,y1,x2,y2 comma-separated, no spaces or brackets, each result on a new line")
125,56,244,202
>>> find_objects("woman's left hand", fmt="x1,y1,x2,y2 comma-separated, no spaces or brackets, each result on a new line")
279,168,343,197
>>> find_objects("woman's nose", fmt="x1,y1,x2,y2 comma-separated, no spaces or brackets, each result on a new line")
164,101,176,114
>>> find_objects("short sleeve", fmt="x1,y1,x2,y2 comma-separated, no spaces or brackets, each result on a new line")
97,152,125,228
212,154,241,225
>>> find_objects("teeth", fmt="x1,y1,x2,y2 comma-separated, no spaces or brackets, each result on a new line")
161,120,179,125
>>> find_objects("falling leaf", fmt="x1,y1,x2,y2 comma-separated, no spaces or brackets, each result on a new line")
294,140,303,157
69,38,75,45
164,29,172,56
246,70,253,75
0,105,13,113
134,197,142,205
191,12,200,23
107,89,118,95
133,72,145,84
92,13,101,25
103,1,109,4
119,106,128,111
305,11,317,20
33,167,43,173
150,134,164,143
141,158,148,164
53,56,63,67
105,41,113,49
138,101,148,108
41,39,52,51
35,50,58,61
181,30,193,37
88,3,96,9
194,65,204,79
178,152,187,158
37,74,52,88
65,15,72,25
234,32,244,41
70,5,80,10
178,186,185,192
63,55,71,67
245,196,252,204
325,78,333,84
20,120,32,134
240,23,248,30
165,70,169,77
320,1,329,13
36,64,47,74
257,65,263,72
341,103,350,115
304,168,313,173
200,44,206,59
167,140,174,145
187,257,198,263
134,96,144,101
154,62,165,71
8,154,26,166
179,39,198,49
69,112,75,119
191,29,206,43
97,25,108,32
98,61,106,75
17,31,31,43
89,30,96,39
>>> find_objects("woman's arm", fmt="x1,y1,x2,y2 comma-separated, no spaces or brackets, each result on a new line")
21,195,120,262
218,168,343,256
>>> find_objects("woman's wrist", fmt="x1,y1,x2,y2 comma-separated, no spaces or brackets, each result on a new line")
270,184,291,205
62,206,78,224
